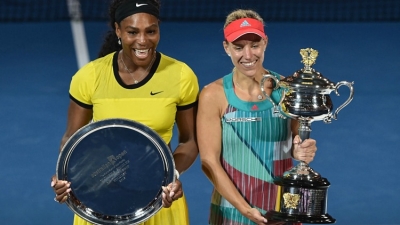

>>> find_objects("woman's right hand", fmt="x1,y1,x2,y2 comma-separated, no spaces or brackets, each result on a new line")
51,175,71,203
247,208,286,225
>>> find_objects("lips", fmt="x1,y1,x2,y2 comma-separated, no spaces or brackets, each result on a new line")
134,48,150,59
241,59,258,68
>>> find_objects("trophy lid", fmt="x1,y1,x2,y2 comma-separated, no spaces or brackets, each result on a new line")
280,48,336,91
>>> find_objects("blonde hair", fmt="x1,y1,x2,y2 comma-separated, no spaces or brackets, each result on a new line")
223,9,264,29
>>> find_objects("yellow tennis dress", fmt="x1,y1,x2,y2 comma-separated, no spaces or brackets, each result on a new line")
68,51,199,225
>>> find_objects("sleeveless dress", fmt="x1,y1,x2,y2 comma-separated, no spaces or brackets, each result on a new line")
208,72,295,225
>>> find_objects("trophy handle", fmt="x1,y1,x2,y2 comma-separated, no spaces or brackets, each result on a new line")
333,81,354,119
260,74,283,114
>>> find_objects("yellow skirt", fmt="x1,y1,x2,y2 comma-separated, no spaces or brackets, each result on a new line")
73,194,189,225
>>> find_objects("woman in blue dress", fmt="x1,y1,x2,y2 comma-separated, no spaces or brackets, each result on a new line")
197,9,318,225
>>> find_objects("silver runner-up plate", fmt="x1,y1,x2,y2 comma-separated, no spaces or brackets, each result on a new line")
56,118,175,225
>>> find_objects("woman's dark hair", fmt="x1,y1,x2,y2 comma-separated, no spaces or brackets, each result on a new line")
97,0,161,58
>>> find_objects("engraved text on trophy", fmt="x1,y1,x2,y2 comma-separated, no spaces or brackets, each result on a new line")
91,150,130,185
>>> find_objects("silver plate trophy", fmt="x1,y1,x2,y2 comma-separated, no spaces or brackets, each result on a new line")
56,118,175,225
261,48,354,224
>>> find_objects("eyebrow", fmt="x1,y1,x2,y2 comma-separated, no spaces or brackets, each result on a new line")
125,23,159,30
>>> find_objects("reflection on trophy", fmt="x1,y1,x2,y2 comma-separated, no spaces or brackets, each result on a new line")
261,48,354,223
56,119,176,225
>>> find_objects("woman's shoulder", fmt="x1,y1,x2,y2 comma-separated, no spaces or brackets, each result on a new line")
73,52,115,81
159,53,186,66
159,53,198,82
79,52,114,71
200,70,234,96
92,52,115,65
199,78,224,99
266,69,285,80
198,78,228,115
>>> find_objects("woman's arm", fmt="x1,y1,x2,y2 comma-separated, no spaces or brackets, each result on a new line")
59,100,93,151
162,104,199,207
197,82,261,220
52,100,92,203
173,105,199,175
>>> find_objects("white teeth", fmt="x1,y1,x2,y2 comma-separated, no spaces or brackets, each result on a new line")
134,49,150,57
242,60,257,67
136,49,149,53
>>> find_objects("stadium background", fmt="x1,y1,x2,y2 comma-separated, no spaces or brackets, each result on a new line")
1,1,399,224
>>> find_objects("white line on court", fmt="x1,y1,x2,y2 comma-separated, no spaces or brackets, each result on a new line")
67,0,90,69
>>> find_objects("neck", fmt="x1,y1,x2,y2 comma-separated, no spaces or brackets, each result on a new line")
232,68,268,88
120,50,156,71
232,69,265,101
119,51,156,84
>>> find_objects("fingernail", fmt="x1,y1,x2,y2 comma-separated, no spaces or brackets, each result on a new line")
51,181,55,187
169,191,175,197
66,188,71,193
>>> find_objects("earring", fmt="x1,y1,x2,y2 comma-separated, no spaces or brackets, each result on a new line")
118,38,121,45
227,54,231,57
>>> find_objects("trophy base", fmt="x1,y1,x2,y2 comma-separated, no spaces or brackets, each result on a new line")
271,175,335,224
265,210,336,224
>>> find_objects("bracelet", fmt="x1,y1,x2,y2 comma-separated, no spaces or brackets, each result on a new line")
174,169,180,180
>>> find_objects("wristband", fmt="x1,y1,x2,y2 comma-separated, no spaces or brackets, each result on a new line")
174,169,180,180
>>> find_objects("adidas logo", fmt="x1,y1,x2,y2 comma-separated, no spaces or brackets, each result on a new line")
240,20,251,27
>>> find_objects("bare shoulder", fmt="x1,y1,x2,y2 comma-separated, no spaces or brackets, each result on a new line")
198,78,227,115
199,78,225,102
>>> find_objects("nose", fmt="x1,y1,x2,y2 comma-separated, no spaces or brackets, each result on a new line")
243,46,252,59
137,33,146,44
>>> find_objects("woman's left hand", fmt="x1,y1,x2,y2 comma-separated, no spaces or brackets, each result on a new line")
161,179,183,208
292,135,317,164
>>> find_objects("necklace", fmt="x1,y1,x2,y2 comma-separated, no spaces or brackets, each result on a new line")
120,51,156,84
233,78,263,100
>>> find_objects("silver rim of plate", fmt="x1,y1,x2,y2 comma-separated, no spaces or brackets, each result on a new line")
56,118,175,225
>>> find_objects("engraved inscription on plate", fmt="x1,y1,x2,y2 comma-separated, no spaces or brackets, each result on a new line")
91,150,130,185
66,126,166,216
57,119,175,225
298,188,326,214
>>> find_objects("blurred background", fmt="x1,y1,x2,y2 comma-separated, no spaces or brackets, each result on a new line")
1,0,399,224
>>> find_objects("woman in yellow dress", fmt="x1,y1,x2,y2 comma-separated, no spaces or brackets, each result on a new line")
50,0,199,224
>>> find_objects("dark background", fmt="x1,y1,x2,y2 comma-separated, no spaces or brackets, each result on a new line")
1,1,399,224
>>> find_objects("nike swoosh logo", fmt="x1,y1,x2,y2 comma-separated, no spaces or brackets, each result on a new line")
136,3,148,7
150,91,163,95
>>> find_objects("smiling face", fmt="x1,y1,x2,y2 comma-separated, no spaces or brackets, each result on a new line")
224,33,268,78
115,12,160,68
